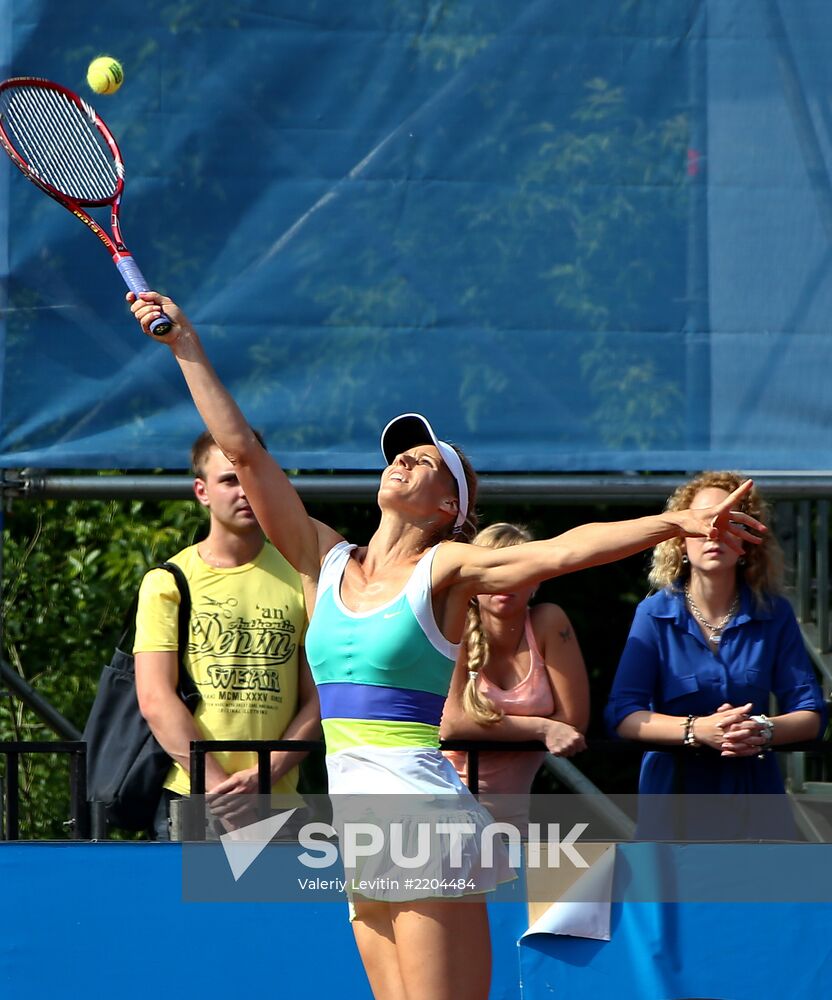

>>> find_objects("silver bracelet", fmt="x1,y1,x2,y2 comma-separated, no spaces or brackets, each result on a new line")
749,713,774,757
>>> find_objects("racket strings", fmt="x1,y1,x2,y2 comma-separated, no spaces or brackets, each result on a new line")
26,87,114,198
0,85,119,202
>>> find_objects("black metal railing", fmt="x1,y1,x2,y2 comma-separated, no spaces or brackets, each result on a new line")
438,739,545,795
0,741,88,840
776,499,832,688
189,737,830,795
189,737,548,800
188,739,325,795
2,737,829,841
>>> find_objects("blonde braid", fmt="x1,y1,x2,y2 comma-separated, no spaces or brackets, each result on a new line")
462,598,503,725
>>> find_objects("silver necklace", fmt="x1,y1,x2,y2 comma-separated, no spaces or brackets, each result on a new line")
684,584,739,645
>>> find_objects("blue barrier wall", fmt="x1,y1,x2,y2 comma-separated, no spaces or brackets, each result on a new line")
0,843,527,1000
3,842,832,999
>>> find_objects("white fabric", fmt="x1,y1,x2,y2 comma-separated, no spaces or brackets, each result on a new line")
522,845,615,941
328,745,515,900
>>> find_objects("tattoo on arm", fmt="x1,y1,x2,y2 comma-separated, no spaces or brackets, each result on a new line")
559,626,573,644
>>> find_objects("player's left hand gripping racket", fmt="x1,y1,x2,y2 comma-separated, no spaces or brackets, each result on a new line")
0,76,171,335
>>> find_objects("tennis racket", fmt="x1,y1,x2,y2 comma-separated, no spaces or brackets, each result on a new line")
0,76,171,335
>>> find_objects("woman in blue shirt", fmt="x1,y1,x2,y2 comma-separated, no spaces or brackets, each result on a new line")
606,472,824,835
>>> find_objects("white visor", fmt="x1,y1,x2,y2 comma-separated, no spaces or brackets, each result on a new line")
380,413,469,530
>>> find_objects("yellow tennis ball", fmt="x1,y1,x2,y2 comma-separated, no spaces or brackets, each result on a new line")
86,56,124,96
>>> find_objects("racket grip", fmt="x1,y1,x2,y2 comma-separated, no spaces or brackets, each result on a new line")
116,256,173,336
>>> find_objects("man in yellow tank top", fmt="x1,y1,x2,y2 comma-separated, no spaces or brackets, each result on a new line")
133,431,319,839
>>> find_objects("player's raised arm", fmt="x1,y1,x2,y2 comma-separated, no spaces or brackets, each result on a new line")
438,479,765,597
129,290,336,577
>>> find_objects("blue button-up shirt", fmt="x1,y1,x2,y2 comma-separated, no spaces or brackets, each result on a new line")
606,585,824,795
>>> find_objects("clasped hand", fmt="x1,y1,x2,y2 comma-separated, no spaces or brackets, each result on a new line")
694,703,768,757
206,766,262,830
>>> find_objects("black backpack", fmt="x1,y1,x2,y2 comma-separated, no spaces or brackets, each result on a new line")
83,561,199,831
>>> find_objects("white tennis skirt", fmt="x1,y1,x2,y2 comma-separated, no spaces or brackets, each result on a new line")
327,745,516,902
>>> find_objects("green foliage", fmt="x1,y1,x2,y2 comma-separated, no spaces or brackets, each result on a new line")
1,492,207,838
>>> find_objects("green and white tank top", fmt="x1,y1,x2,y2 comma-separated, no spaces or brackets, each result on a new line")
305,542,459,755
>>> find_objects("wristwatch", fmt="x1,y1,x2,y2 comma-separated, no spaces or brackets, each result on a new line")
749,713,774,753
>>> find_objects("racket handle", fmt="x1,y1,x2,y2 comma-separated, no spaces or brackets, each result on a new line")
116,256,173,336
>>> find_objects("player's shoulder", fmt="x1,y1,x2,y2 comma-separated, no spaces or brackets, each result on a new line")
430,537,482,575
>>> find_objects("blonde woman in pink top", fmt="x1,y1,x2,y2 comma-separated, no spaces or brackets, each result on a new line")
441,523,589,826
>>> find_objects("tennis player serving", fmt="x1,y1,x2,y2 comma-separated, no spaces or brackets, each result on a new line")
129,289,765,1000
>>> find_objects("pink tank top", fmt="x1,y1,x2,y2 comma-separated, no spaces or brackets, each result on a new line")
444,610,555,811
476,613,555,718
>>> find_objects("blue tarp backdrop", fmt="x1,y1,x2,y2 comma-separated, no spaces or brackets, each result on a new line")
1,1,830,472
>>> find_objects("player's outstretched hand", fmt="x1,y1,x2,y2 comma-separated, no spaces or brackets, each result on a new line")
676,479,766,554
